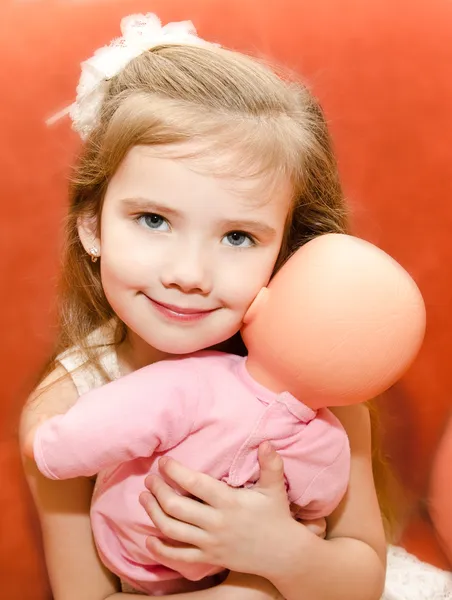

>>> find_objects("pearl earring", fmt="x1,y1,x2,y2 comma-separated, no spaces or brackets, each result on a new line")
89,247,100,263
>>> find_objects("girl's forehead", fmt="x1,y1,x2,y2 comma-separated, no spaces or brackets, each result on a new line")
113,144,294,208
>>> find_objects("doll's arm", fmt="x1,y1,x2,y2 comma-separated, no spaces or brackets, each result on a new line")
282,408,350,518
32,360,199,480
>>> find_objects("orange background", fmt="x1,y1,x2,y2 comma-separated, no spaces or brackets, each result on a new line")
1,0,451,598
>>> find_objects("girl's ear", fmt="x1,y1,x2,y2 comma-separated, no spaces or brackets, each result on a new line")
77,214,101,257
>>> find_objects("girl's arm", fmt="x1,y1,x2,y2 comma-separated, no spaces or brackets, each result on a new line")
20,366,122,600
107,573,280,600
267,403,386,600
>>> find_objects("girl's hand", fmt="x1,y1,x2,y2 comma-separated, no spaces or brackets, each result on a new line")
139,442,308,578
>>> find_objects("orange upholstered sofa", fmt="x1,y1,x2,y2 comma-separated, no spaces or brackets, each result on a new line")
1,1,451,598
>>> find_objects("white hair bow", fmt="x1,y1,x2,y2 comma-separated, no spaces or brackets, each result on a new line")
47,13,215,140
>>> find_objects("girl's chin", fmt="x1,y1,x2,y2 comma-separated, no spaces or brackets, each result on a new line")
151,334,235,357
155,341,218,356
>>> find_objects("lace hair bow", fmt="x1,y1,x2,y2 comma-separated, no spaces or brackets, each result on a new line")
47,13,216,140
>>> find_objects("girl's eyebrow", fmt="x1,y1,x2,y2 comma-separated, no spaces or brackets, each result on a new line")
120,197,180,217
121,196,276,237
219,219,277,237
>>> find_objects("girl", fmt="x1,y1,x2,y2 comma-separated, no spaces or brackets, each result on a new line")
20,12,399,600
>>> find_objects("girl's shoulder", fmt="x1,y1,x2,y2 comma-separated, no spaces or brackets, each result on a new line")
20,321,120,449
20,363,80,452
56,321,120,396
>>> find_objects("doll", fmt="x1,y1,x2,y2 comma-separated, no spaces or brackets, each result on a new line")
28,233,426,595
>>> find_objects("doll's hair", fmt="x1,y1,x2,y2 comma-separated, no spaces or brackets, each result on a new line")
40,43,395,535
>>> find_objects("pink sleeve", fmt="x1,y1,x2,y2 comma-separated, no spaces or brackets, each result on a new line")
283,408,351,519
33,360,199,480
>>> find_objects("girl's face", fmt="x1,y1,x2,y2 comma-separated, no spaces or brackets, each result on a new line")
84,145,291,355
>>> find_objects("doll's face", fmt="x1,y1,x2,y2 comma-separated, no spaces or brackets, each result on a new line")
80,144,291,355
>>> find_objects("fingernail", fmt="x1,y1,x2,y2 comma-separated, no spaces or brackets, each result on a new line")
159,457,169,467
139,492,149,506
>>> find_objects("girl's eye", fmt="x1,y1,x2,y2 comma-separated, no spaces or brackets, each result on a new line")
223,231,255,248
138,213,170,231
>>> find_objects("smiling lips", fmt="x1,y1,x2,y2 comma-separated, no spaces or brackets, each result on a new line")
146,297,218,322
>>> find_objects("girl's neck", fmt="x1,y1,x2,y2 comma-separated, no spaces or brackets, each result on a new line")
116,329,172,375
115,329,245,376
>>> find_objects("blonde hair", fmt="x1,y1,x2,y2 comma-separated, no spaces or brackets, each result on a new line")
43,42,393,533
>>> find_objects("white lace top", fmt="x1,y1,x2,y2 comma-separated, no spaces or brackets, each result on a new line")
56,325,452,599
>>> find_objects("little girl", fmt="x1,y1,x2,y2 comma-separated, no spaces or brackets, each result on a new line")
20,12,450,600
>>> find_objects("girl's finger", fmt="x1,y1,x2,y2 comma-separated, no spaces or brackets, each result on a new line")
254,442,287,494
157,457,232,508
144,475,217,529
299,517,327,538
139,492,207,547
146,534,206,565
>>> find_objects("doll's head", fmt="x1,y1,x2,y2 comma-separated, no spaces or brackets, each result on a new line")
242,234,426,408
55,17,349,365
